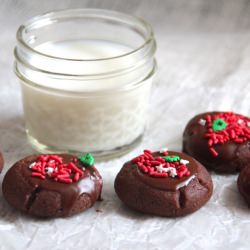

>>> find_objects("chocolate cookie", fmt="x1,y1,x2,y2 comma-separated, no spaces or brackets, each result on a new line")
0,152,4,173
114,149,213,217
237,165,250,207
183,112,250,173
2,153,102,218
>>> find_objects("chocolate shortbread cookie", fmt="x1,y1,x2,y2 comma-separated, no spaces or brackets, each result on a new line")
183,111,250,173
115,149,213,217
2,153,102,218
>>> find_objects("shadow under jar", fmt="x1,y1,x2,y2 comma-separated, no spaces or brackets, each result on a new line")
14,9,156,159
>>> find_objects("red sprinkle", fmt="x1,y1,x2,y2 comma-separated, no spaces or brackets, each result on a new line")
68,162,84,175
131,150,190,179
31,172,45,180
144,149,152,155
58,178,73,184
203,112,250,157
29,155,84,184
74,172,80,182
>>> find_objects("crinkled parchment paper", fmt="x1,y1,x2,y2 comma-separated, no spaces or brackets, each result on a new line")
0,1,250,249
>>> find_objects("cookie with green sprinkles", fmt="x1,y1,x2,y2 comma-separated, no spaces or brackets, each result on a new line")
115,149,213,217
183,111,250,173
2,153,102,218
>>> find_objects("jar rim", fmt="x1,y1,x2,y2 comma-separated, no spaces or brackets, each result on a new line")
16,8,155,62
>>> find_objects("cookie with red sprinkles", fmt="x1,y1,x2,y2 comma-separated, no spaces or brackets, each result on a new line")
183,111,250,173
2,153,102,218
114,149,213,217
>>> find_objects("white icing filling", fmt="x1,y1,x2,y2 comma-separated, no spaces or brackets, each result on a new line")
176,175,196,190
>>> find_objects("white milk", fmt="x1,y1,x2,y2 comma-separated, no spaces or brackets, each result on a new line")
20,40,153,154
36,40,131,60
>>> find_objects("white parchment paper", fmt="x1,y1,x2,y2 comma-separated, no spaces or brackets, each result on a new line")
0,0,250,249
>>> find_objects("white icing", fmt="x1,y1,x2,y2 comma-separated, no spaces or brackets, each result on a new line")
198,118,206,126
176,175,196,190
247,122,250,127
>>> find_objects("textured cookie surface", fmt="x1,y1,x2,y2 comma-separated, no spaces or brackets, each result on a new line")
115,150,213,217
2,154,102,218
183,111,250,173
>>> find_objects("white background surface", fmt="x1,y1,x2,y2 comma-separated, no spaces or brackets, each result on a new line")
0,0,250,249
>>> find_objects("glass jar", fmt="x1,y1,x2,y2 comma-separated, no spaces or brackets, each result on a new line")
14,9,156,159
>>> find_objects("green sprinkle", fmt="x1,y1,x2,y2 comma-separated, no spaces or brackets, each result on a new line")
78,153,95,166
212,118,227,132
163,155,180,162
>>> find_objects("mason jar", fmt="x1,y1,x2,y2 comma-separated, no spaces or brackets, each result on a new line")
14,8,156,159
